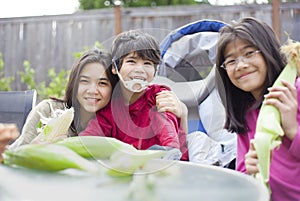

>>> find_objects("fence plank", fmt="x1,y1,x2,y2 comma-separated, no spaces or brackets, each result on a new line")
0,3,299,90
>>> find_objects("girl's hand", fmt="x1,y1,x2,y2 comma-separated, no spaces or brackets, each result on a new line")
264,80,298,140
0,124,19,162
156,90,187,118
245,140,259,175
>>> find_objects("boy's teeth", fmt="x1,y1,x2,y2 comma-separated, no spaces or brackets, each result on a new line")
132,78,144,81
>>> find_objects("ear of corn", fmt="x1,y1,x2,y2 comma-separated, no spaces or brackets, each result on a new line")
2,144,98,172
56,136,137,159
253,39,300,187
56,136,167,177
106,149,166,177
33,107,74,143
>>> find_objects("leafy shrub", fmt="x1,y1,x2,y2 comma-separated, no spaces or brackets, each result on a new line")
18,62,70,100
18,61,35,90
0,53,14,91
38,68,70,100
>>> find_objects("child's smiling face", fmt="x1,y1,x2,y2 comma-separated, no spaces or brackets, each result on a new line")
116,52,156,84
111,52,156,93
224,38,267,100
77,62,112,114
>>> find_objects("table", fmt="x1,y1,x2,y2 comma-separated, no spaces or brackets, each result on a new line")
0,160,269,201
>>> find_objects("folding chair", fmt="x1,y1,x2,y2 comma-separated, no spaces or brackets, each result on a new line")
154,20,236,168
156,19,227,132
0,90,37,133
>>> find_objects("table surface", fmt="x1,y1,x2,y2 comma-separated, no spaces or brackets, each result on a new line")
0,159,269,201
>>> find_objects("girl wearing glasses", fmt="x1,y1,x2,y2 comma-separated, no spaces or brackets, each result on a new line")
215,17,300,201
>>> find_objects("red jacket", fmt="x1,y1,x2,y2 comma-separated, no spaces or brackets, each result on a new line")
80,84,188,161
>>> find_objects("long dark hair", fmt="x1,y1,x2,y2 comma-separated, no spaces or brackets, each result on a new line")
215,17,286,134
52,49,118,134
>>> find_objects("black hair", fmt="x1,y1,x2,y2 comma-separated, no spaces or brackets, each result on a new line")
111,30,161,73
215,17,287,134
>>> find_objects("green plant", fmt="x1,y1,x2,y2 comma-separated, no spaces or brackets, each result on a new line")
79,0,201,9
4,41,101,98
18,62,70,100
0,53,14,91
38,68,70,100
18,60,36,90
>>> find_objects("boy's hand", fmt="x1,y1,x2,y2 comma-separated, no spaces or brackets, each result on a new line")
147,144,182,160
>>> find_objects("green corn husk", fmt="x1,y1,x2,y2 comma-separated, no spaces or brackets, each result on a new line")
56,136,137,159
56,136,167,177
2,144,98,172
253,38,300,188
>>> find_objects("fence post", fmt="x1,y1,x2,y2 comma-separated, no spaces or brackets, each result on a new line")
272,0,281,42
114,1,122,36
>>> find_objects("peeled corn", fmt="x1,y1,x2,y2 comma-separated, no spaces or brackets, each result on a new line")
33,107,74,143
253,38,300,186
107,149,166,177
56,136,137,159
2,144,98,172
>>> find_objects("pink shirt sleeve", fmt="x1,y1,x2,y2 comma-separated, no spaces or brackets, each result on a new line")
289,128,300,160
236,109,258,173
236,133,250,173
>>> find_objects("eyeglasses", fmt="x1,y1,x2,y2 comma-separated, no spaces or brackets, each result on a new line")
220,50,261,71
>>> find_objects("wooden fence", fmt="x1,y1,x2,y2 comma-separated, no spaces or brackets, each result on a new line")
0,3,299,90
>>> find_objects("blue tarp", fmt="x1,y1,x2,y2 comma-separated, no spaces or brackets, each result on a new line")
160,20,227,58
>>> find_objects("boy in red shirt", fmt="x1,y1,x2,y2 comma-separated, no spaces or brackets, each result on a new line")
80,30,188,161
